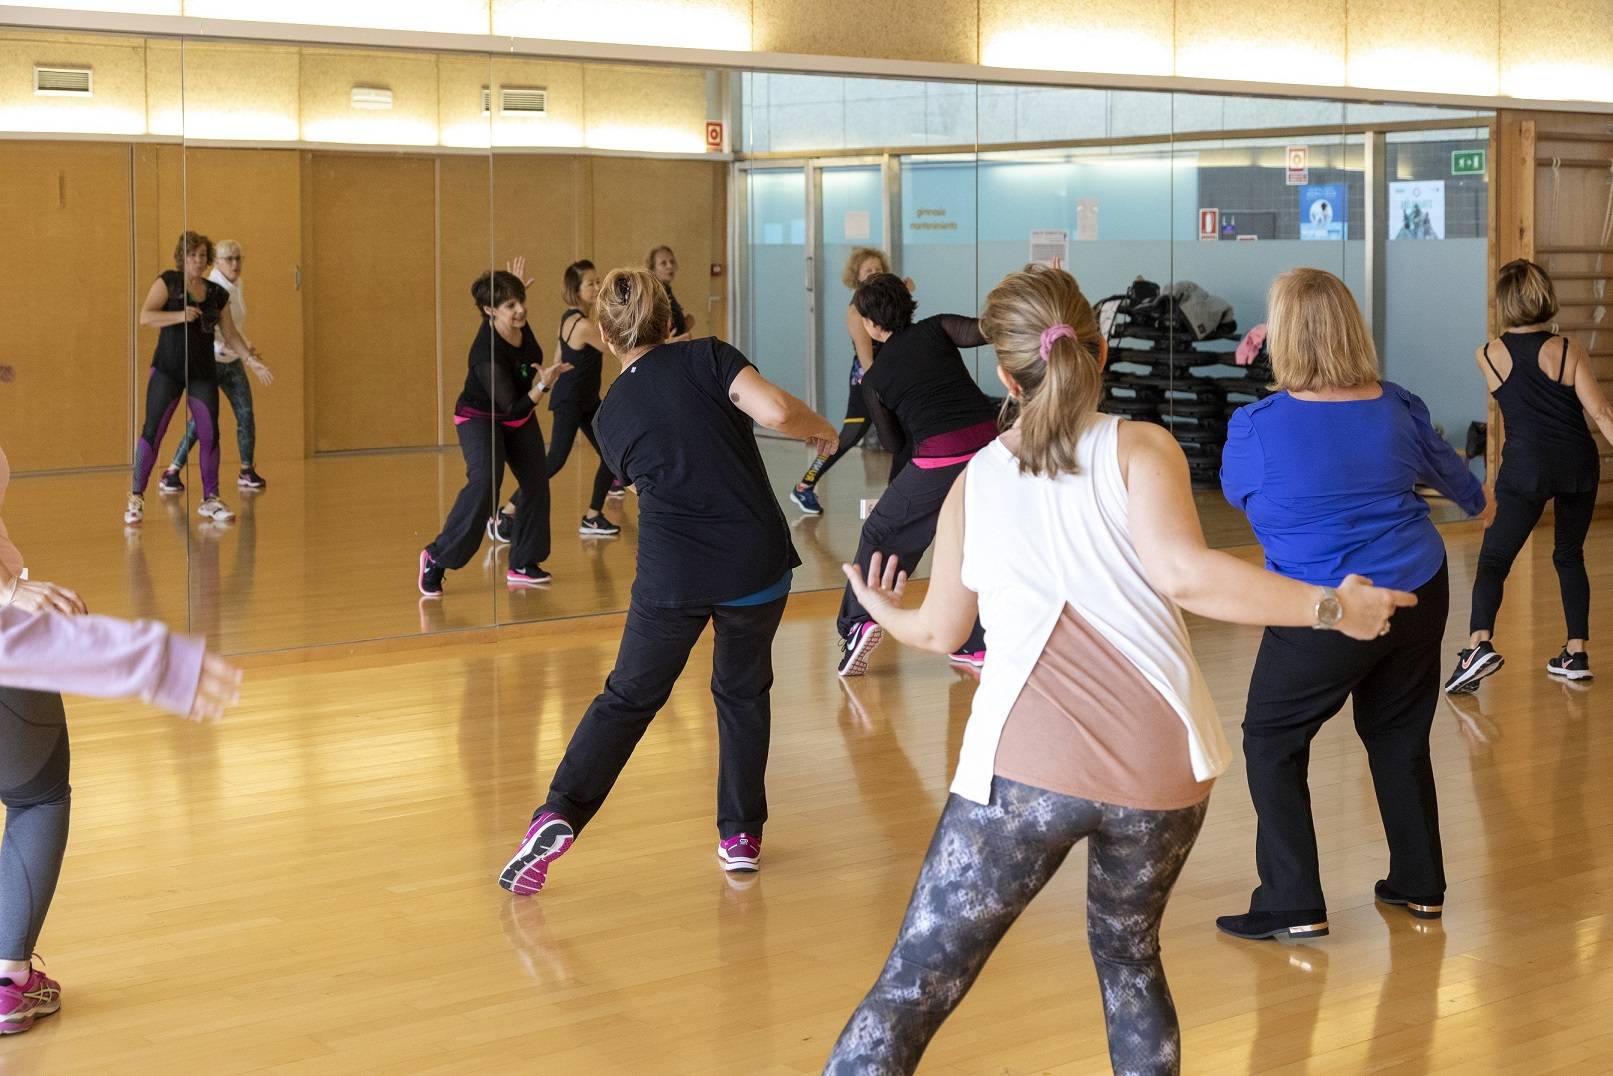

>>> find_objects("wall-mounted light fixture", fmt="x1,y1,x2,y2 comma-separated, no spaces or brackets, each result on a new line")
350,86,393,110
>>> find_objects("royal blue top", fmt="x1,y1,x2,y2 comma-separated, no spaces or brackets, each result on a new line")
1220,382,1486,591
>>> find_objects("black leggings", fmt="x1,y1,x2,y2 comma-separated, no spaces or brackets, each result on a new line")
0,688,71,963
134,368,221,498
800,381,870,489
825,778,1208,1076
544,400,613,514
1470,484,1597,640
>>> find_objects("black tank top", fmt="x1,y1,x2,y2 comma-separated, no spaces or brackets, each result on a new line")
151,270,229,382
550,308,604,411
1486,331,1600,493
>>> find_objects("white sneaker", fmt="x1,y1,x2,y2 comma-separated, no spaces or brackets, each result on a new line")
123,493,144,524
197,496,235,522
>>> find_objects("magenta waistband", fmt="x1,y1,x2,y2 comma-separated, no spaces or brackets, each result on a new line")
453,412,532,428
912,452,979,470
915,419,998,459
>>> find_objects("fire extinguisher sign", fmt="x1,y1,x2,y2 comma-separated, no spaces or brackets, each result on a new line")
1199,208,1219,241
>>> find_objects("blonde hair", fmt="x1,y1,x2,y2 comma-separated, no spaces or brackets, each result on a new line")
979,263,1105,477
841,247,890,290
596,268,673,353
1265,268,1380,392
216,239,242,259
1495,258,1559,328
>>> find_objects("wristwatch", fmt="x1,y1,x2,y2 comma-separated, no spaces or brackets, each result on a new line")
1311,586,1343,631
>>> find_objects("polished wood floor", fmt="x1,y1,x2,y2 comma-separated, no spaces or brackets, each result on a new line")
4,442,1471,657
3,513,1609,1072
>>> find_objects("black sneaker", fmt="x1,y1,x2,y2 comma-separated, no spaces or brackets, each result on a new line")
507,564,552,587
158,468,184,494
1214,909,1330,942
1443,641,1503,694
837,621,884,678
578,514,621,537
1546,647,1593,681
237,468,267,491
486,513,513,544
418,549,445,597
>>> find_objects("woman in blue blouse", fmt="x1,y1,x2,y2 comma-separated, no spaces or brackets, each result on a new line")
1215,268,1493,942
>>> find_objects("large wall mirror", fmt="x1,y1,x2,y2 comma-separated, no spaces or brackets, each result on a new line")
0,25,1493,655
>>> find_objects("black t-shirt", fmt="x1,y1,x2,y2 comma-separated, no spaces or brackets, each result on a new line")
593,337,800,607
666,285,689,336
550,308,603,412
859,314,996,446
151,270,230,382
455,320,542,422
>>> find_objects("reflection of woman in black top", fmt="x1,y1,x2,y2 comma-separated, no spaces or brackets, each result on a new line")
648,245,695,340
417,266,571,596
127,231,255,527
836,274,994,678
498,267,837,896
1445,259,1613,691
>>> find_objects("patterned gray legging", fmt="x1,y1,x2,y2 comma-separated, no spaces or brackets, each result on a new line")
825,777,1208,1076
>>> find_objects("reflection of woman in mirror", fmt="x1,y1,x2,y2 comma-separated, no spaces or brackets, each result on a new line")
791,247,915,515
826,263,1412,1075
646,245,694,341
128,231,255,526
160,239,273,497
498,267,836,896
489,260,620,542
417,265,571,597
1,437,241,1035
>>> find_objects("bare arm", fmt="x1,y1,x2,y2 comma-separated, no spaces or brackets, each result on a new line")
567,314,608,355
1123,421,1413,636
1569,337,1613,444
728,366,837,452
841,474,977,653
139,277,193,329
846,304,877,372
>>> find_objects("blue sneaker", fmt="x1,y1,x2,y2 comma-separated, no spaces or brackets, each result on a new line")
791,486,822,515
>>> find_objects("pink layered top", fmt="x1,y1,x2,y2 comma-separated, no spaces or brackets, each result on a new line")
0,447,206,716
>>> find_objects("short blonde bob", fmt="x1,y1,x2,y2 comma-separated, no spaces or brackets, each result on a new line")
1266,268,1380,392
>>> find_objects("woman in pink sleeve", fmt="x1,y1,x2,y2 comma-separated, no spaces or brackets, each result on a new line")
0,444,240,1035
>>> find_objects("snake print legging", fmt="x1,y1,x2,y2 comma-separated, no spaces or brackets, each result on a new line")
825,777,1209,1076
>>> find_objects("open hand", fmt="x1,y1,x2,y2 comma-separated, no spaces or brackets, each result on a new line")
506,256,534,289
1335,574,1418,640
7,578,87,616
185,652,242,723
247,357,275,386
841,551,908,619
540,359,574,387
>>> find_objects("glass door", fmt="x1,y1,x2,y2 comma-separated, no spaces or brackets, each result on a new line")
813,162,885,422
742,166,810,403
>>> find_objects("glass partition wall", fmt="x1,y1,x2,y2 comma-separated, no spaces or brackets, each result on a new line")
0,24,1493,655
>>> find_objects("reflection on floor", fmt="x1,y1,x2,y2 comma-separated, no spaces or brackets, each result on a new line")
4,439,1470,655
7,519,1609,1071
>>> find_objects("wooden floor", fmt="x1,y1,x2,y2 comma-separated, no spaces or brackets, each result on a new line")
3,513,1609,1072
4,442,1471,657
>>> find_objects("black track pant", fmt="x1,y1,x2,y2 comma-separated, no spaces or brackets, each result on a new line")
429,418,551,571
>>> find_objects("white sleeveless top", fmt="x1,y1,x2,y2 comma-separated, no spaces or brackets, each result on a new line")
952,415,1230,805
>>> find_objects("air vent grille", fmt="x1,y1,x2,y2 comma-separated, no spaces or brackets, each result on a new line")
34,66,92,96
500,87,547,115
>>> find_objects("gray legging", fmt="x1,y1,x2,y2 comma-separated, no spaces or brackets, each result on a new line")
0,688,71,963
825,777,1208,1076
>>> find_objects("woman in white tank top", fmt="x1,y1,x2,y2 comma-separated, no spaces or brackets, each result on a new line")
824,262,1416,1076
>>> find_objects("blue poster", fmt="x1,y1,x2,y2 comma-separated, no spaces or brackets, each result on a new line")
1300,184,1346,241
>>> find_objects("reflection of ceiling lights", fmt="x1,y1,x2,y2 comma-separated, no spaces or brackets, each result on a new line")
350,86,393,110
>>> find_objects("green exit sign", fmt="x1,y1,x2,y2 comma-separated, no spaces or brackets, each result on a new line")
1452,150,1487,175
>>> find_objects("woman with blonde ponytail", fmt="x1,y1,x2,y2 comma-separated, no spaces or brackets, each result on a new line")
499,267,838,894
826,262,1416,1075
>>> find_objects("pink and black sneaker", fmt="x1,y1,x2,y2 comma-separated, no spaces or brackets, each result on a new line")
948,648,986,669
499,811,575,895
0,966,61,1035
837,621,883,678
717,833,762,873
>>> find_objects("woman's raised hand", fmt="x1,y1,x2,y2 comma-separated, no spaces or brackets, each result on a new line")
506,256,534,289
841,552,909,620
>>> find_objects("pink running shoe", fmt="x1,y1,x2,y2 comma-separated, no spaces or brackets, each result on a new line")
717,833,762,873
948,649,986,669
499,811,575,895
0,966,61,1035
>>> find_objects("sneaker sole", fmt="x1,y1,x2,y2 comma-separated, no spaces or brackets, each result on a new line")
607,490,627,499
578,528,621,538
418,550,443,598
718,854,760,873
1375,892,1443,920
506,575,552,588
499,819,575,895
837,624,884,678
948,652,985,669
1444,652,1503,694
1217,920,1330,942
158,486,183,496
123,514,142,525
486,519,512,544
1546,663,1593,681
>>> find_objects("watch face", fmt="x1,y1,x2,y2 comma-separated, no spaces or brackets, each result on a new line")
1319,595,1344,627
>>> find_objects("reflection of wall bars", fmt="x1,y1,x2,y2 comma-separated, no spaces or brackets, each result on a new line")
34,66,93,96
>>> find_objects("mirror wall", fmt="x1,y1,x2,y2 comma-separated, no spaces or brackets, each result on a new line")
0,26,1493,655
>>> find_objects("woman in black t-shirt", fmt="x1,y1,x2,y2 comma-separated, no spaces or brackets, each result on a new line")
498,267,837,896
647,245,695,340
127,231,255,527
417,267,571,596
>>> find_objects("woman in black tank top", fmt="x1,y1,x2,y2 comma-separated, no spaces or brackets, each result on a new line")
490,261,620,540
1445,260,1613,693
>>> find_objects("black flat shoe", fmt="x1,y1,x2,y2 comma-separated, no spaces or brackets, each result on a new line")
1374,880,1442,920
1215,909,1330,941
